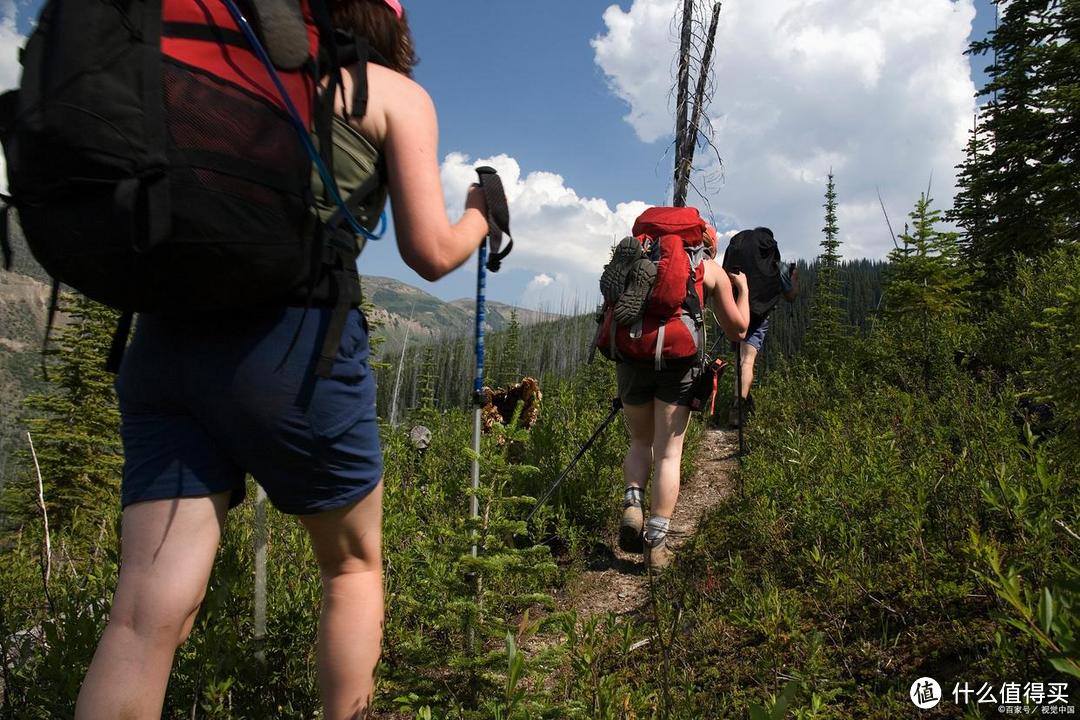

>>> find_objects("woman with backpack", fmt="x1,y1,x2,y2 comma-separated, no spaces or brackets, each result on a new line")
75,2,489,718
602,217,749,570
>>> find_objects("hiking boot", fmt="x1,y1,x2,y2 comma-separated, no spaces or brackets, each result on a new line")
644,533,674,571
600,236,644,304
613,258,657,326
618,503,644,554
728,405,741,429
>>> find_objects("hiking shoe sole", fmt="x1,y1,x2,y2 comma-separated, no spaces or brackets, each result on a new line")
613,258,657,326
600,237,644,304
618,504,644,554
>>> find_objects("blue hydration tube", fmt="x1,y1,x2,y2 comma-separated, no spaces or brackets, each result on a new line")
220,0,386,241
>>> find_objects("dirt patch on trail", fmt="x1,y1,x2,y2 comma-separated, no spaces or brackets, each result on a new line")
564,427,740,621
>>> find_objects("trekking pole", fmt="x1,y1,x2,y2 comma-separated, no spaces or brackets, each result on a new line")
468,167,512,652
525,398,624,524
736,341,745,495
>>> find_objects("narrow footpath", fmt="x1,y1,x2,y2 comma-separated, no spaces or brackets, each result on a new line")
561,426,740,620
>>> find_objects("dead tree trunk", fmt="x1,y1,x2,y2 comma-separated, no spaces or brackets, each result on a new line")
673,2,722,208
672,0,695,208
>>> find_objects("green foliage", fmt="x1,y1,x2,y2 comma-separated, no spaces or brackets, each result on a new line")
628,341,1077,717
805,172,849,362
884,193,972,323
951,0,1080,288
752,258,887,372
1026,260,1080,462
983,244,1080,463
2,293,121,540
489,309,522,388
0,349,638,717
375,308,597,412
878,193,974,393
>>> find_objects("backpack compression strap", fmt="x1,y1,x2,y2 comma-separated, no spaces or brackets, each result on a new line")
475,166,513,272
314,170,385,378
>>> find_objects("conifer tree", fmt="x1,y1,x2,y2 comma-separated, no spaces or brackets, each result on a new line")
886,194,971,323
3,294,123,537
951,0,1080,289
806,171,847,360
884,194,972,391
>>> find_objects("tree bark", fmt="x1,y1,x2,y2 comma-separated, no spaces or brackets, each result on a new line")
672,0,695,205
674,2,722,208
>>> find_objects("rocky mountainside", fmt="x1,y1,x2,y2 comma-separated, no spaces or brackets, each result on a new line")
362,275,558,350
0,227,51,484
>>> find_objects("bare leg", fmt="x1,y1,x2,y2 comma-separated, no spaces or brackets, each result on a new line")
299,482,384,720
738,343,758,399
649,401,692,518
621,401,654,491
75,493,229,720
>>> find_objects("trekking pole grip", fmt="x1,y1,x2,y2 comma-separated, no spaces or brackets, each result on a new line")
475,167,513,272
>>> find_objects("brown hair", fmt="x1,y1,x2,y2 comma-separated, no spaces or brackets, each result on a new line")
330,0,418,77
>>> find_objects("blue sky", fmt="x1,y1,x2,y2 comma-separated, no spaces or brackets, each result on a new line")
0,0,999,308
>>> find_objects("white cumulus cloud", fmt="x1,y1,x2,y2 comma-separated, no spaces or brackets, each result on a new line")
440,152,650,307
593,0,978,262
528,273,554,289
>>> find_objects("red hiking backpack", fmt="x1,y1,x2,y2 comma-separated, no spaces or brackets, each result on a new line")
596,207,709,368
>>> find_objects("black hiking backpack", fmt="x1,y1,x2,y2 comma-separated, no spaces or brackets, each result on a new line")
722,227,783,323
0,0,384,376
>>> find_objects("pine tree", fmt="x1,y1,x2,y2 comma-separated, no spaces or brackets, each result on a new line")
951,0,1080,289
886,195,971,323
2,294,123,537
883,194,972,391
806,171,847,361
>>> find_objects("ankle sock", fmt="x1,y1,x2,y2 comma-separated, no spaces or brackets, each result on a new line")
623,487,644,507
645,515,670,544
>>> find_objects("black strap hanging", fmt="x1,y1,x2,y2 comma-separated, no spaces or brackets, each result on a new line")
106,311,135,375
475,166,513,272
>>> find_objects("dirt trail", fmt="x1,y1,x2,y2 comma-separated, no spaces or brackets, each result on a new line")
560,426,740,621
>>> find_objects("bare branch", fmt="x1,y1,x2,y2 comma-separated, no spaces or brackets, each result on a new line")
877,187,900,250
27,432,53,607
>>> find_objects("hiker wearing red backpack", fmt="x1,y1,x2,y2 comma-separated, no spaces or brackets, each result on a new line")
1,1,491,717
596,208,749,569
721,227,799,427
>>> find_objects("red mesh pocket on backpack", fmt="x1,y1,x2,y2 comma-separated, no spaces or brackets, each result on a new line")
163,61,309,237
149,61,314,309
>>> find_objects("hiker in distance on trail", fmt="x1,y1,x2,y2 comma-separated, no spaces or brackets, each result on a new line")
1,0,500,717
721,227,799,428
595,208,749,570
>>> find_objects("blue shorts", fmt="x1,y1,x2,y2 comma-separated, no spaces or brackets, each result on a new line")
744,317,769,351
116,306,383,515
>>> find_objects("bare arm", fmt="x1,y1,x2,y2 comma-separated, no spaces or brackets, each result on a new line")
705,260,749,341
352,67,489,281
